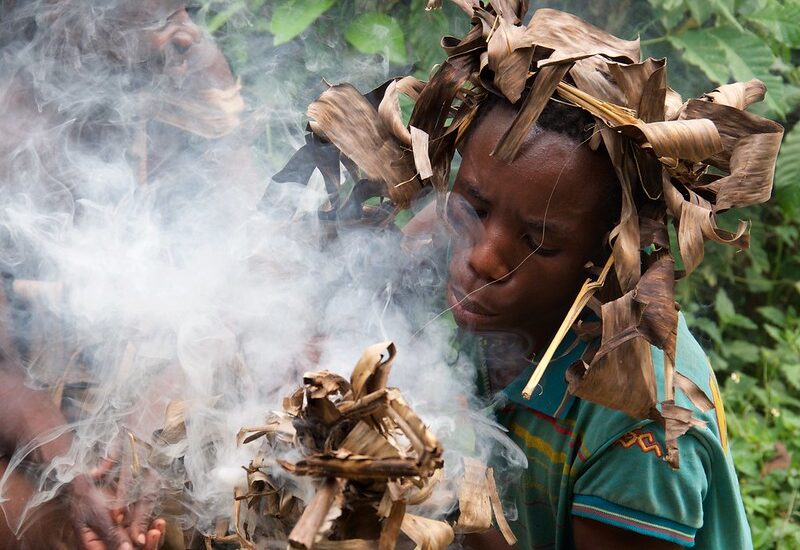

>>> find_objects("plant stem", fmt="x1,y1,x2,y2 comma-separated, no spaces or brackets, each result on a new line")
640,36,668,46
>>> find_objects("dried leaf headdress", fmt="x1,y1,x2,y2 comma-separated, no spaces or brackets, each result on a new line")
281,2,783,467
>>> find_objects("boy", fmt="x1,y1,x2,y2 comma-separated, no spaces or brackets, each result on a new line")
448,96,748,550
301,4,782,549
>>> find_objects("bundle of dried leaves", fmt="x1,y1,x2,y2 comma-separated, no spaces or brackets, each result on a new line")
232,342,514,550
281,2,783,468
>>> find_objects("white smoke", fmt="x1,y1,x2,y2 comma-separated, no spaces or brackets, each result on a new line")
0,1,525,544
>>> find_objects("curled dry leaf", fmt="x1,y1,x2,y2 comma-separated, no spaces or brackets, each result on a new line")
704,80,767,111
378,81,412,147
485,467,517,546
308,85,420,207
400,514,455,550
567,258,678,419
454,457,492,533
230,342,481,549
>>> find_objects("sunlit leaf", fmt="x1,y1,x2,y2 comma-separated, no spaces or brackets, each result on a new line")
269,0,336,46
775,122,800,217
715,288,736,323
745,0,800,48
669,26,785,116
758,306,786,326
345,13,408,65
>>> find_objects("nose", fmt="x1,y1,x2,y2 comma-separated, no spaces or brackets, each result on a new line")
467,222,514,283
168,10,202,54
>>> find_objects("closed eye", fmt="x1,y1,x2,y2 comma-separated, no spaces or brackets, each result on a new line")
523,233,559,256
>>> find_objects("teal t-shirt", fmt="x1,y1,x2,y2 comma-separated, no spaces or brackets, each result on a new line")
476,315,751,549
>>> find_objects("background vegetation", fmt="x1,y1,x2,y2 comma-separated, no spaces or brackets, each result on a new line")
194,0,800,546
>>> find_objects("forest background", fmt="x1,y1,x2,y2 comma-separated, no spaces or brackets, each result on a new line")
193,0,800,547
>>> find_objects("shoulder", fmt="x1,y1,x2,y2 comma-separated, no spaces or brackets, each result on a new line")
656,314,730,453
567,314,729,467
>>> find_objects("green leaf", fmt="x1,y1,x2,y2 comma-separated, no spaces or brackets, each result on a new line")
207,2,247,33
269,0,336,45
745,0,800,48
776,122,800,189
688,0,743,30
668,29,730,85
730,313,758,330
692,316,724,346
776,122,800,217
344,13,407,65
758,306,786,326
669,25,785,115
716,288,736,322
725,340,761,363
784,364,800,389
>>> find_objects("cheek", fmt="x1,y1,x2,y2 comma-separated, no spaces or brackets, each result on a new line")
505,257,587,313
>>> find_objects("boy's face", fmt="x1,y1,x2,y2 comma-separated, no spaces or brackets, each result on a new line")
446,104,616,347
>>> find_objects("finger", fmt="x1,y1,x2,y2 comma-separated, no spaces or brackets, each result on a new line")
89,439,123,480
87,509,134,550
115,444,132,505
144,528,161,550
78,527,107,550
152,518,166,547
129,495,157,545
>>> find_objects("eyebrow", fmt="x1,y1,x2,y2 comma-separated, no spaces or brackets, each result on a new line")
461,181,568,239
526,218,567,239
462,181,489,204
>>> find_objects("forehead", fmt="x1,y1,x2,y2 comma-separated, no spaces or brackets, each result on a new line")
115,0,184,24
458,107,614,217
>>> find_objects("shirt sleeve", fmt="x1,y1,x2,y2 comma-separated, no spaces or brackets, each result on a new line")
571,423,712,547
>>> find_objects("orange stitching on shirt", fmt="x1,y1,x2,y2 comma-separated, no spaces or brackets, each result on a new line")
615,429,663,458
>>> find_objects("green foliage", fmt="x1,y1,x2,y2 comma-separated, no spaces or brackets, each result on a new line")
269,0,335,45
668,24,786,114
199,0,800,546
344,12,407,64
775,123,800,218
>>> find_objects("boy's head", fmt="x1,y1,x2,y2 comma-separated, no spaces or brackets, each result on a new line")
446,98,620,348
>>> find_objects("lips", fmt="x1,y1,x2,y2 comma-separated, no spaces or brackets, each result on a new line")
448,285,497,320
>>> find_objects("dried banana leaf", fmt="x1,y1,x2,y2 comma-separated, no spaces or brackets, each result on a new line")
485,468,516,546
680,99,783,210
454,457,492,533
280,456,422,481
525,9,640,63
378,500,405,550
308,85,420,207
350,342,396,400
663,177,749,276
400,515,454,550
567,258,677,419
289,478,343,550
378,81,412,147
703,80,766,111
339,421,402,460
315,541,380,550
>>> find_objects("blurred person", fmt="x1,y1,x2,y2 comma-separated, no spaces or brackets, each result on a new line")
0,1,259,548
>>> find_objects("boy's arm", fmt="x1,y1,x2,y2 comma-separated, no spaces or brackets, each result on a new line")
574,517,681,550
459,519,681,550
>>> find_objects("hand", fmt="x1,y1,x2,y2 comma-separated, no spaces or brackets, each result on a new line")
70,441,167,550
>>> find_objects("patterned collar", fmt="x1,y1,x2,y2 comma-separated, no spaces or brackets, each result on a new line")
497,330,589,420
